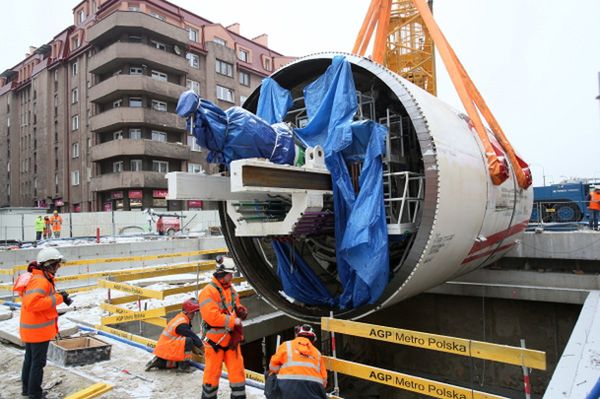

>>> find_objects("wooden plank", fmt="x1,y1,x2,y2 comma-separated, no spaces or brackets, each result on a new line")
64,382,113,399
324,356,507,399
101,307,167,325
322,318,546,370
99,303,167,328
95,324,157,348
98,280,164,299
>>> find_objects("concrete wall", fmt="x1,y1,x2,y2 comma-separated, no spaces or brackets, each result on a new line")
507,231,600,261
0,210,220,241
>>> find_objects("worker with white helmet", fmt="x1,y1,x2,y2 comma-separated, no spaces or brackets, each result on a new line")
19,247,72,399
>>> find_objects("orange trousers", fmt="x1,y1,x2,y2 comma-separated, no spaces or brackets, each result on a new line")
201,344,246,398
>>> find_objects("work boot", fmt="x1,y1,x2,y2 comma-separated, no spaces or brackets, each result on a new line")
144,356,162,372
176,360,194,373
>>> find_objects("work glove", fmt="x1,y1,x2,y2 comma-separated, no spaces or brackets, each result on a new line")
236,305,248,320
59,291,73,306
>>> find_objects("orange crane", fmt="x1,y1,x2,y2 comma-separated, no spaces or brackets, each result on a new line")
353,0,532,189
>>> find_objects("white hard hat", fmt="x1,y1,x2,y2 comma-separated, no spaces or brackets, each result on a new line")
215,262,237,275
37,247,65,265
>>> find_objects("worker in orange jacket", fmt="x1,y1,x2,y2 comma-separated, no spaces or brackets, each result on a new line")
49,210,63,238
145,298,203,372
589,186,600,230
266,324,327,399
19,247,72,399
198,257,248,399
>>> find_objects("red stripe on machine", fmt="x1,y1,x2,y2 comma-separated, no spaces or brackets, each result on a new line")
461,242,516,265
467,219,529,255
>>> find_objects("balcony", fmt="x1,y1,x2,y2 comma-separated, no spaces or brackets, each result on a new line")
90,139,190,161
89,42,189,75
89,75,186,103
89,108,186,133
87,11,188,45
90,171,168,192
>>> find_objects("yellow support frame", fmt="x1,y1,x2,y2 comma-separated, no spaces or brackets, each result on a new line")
99,303,167,328
101,306,167,325
322,318,546,370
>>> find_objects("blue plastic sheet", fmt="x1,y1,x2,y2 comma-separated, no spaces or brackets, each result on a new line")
176,90,295,165
257,77,293,124
272,241,336,307
293,56,390,309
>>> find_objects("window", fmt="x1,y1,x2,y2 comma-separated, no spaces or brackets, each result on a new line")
263,57,272,71
240,95,248,105
71,170,80,186
149,12,166,21
188,27,199,42
113,130,123,140
238,49,249,62
54,69,58,82
78,10,86,23
152,160,169,173
87,137,91,148
239,71,250,86
151,40,166,51
72,142,79,158
188,163,203,174
152,100,167,112
216,59,233,77
113,99,122,108
87,167,92,181
128,5,140,12
72,62,78,76
129,128,141,139
113,161,124,173
151,70,167,81
71,115,79,131
130,159,142,171
213,37,226,46
186,79,200,94
129,97,142,107
186,53,199,69
71,88,78,104
128,35,142,43
187,135,201,151
71,35,80,50
216,85,234,103
151,130,167,142
129,66,143,75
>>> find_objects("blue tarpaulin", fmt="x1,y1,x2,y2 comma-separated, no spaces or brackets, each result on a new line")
176,90,295,165
259,57,390,309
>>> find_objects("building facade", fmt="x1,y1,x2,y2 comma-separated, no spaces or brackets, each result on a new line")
0,0,293,212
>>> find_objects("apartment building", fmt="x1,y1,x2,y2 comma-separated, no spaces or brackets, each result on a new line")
0,0,293,212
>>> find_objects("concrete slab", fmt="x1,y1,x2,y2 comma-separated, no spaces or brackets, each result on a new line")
507,230,600,261
544,291,600,398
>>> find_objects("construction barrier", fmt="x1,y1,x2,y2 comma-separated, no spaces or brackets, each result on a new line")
64,382,113,399
321,318,546,370
321,317,546,398
324,357,506,399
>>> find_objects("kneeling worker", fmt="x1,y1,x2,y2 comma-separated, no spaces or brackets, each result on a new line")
145,298,203,372
267,324,327,399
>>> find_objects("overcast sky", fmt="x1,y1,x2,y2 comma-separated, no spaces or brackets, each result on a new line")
2,0,599,186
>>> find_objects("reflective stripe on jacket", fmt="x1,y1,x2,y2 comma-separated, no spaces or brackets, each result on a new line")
19,269,64,343
154,312,190,361
269,337,327,387
198,276,240,347
49,215,62,231
34,218,44,232
590,192,600,211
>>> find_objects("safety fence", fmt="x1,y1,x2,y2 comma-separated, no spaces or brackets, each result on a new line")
321,317,546,399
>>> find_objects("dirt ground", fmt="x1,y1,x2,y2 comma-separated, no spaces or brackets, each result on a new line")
0,336,266,399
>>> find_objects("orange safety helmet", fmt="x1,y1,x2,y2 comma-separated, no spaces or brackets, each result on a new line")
182,298,199,314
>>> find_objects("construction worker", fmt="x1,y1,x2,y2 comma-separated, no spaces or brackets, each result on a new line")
266,324,327,399
42,217,51,240
145,298,203,372
49,210,62,239
19,247,72,399
589,186,600,231
34,216,44,241
198,258,248,399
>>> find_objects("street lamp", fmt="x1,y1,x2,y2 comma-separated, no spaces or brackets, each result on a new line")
529,163,546,186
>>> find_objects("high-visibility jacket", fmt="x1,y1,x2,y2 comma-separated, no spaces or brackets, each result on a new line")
269,337,327,387
198,276,240,348
49,215,62,232
34,218,44,232
19,269,64,343
590,192,600,211
154,312,191,362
